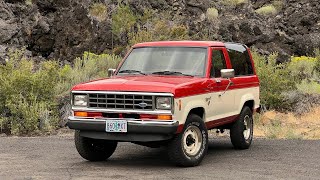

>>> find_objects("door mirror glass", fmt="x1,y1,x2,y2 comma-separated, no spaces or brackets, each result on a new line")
221,69,235,79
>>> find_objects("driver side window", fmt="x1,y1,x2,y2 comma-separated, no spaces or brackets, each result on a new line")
211,50,227,78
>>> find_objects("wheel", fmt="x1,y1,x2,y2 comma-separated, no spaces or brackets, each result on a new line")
167,114,208,167
74,130,118,161
230,106,253,149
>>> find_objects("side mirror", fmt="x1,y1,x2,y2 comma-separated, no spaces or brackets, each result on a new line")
108,68,116,77
221,69,235,79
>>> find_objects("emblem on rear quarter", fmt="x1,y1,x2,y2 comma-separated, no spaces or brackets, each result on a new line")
205,97,211,106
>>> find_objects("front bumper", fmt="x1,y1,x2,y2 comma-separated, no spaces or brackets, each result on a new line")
67,116,179,142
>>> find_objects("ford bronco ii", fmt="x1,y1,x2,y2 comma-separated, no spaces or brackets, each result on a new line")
68,41,260,167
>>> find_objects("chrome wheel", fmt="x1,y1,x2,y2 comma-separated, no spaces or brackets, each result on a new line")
182,125,202,156
243,115,252,140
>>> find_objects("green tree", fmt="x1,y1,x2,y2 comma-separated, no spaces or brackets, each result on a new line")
112,4,137,37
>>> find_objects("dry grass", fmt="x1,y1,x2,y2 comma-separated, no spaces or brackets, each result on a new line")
254,106,320,139
89,3,108,22
206,8,219,22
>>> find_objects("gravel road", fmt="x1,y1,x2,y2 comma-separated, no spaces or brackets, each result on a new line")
0,135,319,180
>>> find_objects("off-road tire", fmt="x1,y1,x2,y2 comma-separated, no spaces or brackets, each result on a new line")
230,106,253,149
75,130,118,161
167,114,208,167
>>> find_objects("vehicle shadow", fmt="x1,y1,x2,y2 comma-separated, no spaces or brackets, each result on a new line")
71,137,236,168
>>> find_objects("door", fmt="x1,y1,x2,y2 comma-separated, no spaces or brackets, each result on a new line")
226,43,259,113
206,47,235,122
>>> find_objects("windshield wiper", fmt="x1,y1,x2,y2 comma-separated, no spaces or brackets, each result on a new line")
118,70,147,75
151,71,194,77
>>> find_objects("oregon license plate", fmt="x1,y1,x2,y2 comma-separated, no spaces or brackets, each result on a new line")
105,120,127,133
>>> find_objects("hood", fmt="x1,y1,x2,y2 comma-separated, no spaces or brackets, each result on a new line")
72,75,207,95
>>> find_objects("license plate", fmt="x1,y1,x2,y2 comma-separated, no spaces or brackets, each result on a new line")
105,120,127,133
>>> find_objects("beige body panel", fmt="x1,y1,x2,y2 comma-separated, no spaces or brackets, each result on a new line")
173,86,260,126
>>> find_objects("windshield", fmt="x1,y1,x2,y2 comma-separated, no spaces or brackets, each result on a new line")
117,47,208,77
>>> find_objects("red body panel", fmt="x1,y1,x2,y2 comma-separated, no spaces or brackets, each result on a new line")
72,74,259,98
72,75,211,98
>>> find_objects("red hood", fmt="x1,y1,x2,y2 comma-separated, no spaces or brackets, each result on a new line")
72,75,208,96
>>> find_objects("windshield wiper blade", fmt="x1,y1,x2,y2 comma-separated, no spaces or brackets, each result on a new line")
118,70,146,75
151,71,194,77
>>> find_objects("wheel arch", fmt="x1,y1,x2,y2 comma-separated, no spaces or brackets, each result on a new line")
177,98,207,125
243,100,254,112
188,107,205,120
238,93,255,113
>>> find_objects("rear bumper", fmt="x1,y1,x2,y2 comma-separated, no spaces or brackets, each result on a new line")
67,116,179,142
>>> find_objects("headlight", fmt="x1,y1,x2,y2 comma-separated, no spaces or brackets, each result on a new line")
73,95,88,107
156,97,172,110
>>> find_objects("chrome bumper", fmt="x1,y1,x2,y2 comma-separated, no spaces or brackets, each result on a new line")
67,117,179,142
67,116,179,134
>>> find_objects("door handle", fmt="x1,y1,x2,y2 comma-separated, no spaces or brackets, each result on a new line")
219,79,233,97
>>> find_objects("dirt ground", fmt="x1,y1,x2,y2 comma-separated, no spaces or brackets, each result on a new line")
254,107,320,139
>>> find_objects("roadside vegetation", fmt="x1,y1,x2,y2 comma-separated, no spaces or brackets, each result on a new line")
0,50,121,135
253,49,320,139
0,3,319,138
254,107,320,139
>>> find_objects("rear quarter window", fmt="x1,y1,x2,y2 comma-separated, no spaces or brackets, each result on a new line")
226,44,253,76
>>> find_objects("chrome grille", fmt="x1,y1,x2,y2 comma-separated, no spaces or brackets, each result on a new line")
88,93,154,110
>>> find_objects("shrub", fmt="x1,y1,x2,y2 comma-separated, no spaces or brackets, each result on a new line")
128,20,189,46
0,50,60,135
89,3,108,22
0,49,122,135
112,4,137,37
206,8,219,22
255,5,278,16
56,52,122,126
252,51,295,110
288,53,320,99
296,80,320,94
280,51,320,114
283,91,320,114
111,5,189,47
56,52,121,97
314,49,320,76
288,56,318,81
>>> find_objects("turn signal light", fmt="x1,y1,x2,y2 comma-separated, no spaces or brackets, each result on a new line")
157,115,172,120
74,111,87,117
74,111,102,117
139,114,172,120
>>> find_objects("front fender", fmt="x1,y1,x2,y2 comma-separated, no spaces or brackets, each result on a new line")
173,96,207,125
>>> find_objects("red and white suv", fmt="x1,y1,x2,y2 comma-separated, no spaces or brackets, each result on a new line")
68,41,260,167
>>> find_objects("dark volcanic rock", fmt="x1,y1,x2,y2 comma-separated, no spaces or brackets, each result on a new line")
0,0,319,62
